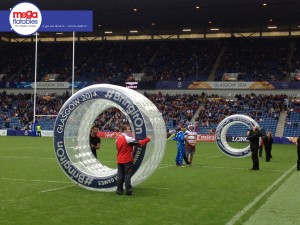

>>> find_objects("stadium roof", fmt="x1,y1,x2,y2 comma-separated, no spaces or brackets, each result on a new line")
2,0,300,37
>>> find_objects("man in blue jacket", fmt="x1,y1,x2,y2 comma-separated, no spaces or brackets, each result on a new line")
175,127,189,166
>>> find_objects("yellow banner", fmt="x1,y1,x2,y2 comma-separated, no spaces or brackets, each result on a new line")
188,81,275,89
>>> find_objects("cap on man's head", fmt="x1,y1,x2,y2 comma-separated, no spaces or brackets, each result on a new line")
188,123,194,130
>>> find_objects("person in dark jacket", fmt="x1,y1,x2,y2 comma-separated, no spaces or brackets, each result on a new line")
90,125,101,158
297,137,300,171
263,131,273,162
247,126,262,170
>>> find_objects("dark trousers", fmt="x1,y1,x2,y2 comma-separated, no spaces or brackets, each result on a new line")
251,147,259,169
186,145,195,165
259,146,263,157
184,155,190,165
117,161,133,194
91,149,97,159
297,148,300,170
265,147,272,161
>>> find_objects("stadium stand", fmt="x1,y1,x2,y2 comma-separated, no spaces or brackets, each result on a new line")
196,93,285,135
1,38,299,83
145,40,222,81
1,89,291,138
284,100,300,136
215,38,290,81
0,38,299,136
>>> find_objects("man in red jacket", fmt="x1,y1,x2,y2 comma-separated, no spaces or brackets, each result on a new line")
116,124,150,195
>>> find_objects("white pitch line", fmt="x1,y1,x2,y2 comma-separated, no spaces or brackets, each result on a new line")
146,187,169,190
193,154,223,159
205,155,223,159
0,155,55,160
202,165,246,170
40,184,76,193
201,165,286,172
0,156,31,159
158,164,247,171
193,154,203,157
3,147,52,151
2,177,76,193
157,163,285,172
2,177,72,184
225,165,296,225
1,177,72,184
158,164,174,169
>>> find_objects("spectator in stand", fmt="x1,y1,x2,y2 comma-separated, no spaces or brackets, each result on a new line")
224,73,229,81
4,118,10,128
36,124,42,137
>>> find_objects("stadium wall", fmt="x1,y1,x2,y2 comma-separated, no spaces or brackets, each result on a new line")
1,81,300,96
1,88,299,97
0,130,296,145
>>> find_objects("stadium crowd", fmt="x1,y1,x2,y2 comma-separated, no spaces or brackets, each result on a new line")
2,90,299,137
1,38,300,83
1,37,300,136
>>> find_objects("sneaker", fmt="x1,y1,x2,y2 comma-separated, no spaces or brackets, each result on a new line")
116,191,123,195
125,191,133,196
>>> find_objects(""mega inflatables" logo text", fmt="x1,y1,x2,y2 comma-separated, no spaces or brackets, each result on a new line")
9,2,42,35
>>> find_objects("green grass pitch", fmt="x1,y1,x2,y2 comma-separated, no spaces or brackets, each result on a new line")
0,136,297,225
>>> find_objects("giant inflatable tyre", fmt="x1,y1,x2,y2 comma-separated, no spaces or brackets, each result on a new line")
53,84,166,191
215,114,259,158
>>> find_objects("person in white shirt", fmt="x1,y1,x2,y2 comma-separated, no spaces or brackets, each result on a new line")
184,124,198,165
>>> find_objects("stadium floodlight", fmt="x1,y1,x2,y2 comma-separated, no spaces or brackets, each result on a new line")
53,84,167,191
